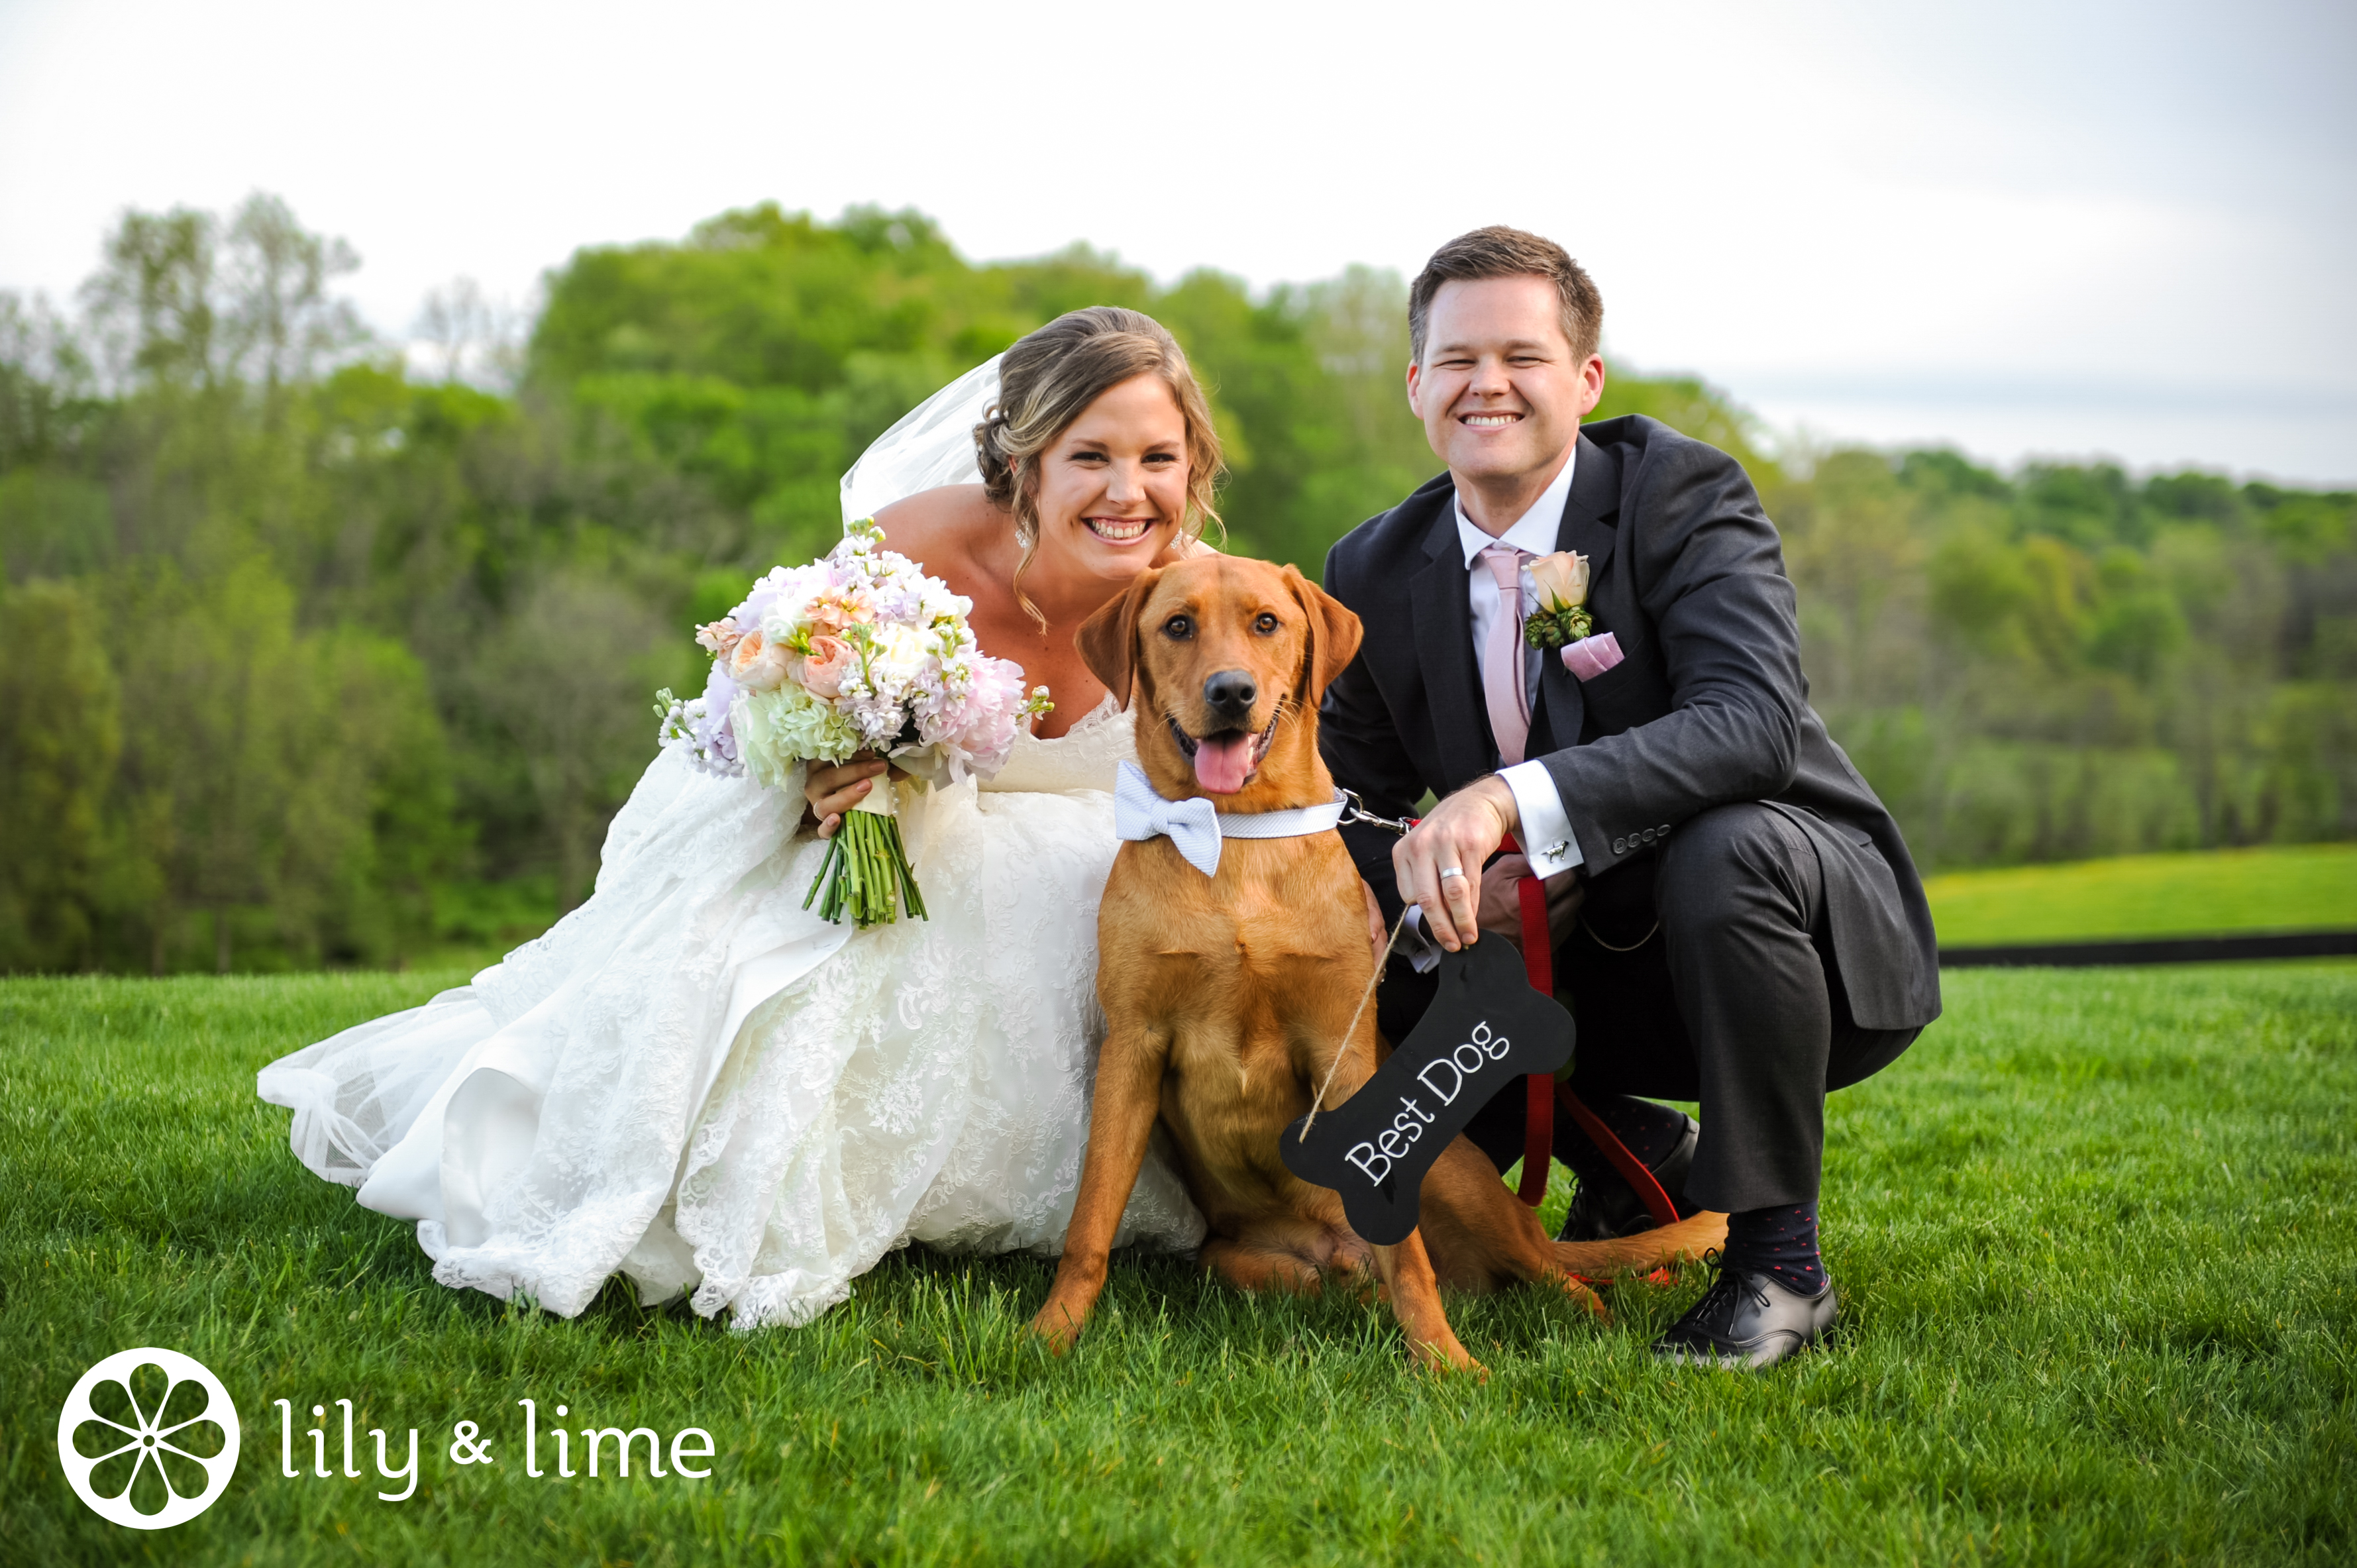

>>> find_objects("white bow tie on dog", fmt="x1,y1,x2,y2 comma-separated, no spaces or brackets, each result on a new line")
1112,759,1347,878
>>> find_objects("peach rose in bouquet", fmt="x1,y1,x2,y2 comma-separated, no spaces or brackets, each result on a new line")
725,628,795,692
798,634,857,698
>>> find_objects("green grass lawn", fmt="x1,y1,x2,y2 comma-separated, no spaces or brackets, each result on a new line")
1926,842,2357,947
3,964,2353,1566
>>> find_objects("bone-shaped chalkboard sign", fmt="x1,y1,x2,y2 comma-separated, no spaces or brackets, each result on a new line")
1280,934,1575,1245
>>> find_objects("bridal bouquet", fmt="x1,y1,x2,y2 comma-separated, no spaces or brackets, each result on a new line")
654,517,1049,927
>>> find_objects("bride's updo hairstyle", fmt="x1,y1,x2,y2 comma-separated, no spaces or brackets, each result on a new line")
976,307,1224,625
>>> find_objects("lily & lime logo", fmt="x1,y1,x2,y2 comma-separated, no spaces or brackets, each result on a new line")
57,1348,719,1529
57,1347,242,1530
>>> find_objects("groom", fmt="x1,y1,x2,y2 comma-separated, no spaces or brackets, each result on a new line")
1318,226,1940,1369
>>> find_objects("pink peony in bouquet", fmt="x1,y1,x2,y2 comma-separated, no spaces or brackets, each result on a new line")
655,517,1049,927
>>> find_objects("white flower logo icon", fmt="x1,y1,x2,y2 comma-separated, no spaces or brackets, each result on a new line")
57,1348,240,1529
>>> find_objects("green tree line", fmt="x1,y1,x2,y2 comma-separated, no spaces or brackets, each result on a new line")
2,197,2351,972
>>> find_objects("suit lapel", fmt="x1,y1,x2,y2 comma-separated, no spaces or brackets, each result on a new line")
1408,501,1492,788
1534,433,1621,750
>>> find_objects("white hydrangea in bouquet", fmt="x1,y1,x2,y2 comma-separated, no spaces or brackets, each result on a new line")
654,517,1050,927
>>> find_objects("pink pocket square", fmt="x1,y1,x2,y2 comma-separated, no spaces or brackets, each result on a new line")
1560,632,1624,682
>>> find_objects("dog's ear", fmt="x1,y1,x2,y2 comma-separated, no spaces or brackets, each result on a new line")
1076,566,1164,709
1283,564,1363,703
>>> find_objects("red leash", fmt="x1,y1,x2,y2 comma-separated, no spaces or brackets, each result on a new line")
1502,835,1679,1227
1557,1084,1680,1227
1507,837,1555,1207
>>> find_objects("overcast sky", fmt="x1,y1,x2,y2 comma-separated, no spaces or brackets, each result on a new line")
3,0,2352,482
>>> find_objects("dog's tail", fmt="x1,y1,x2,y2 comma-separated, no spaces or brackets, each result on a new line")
1550,1210,1728,1277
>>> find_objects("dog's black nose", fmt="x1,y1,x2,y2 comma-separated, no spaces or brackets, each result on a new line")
1202,669,1257,723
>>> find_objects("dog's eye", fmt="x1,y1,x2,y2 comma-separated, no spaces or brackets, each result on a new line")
1253,613,1280,635
1163,615,1193,640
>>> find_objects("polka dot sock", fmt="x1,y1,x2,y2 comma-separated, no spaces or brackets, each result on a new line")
1722,1200,1826,1296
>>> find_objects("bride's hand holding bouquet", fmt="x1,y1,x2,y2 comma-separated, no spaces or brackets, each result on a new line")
804,754,893,841
655,516,1049,927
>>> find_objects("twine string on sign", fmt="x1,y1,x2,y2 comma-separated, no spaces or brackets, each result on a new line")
1298,902,1412,1141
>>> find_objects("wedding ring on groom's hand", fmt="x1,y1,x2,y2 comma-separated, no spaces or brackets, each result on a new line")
1438,866,1467,882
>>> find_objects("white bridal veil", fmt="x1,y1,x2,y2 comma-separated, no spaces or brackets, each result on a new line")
837,355,1002,527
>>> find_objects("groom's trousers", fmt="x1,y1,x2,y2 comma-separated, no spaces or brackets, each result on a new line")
1377,802,1920,1215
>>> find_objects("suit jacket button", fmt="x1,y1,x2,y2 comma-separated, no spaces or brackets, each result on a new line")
1641,828,1655,844
1660,823,1672,835
1612,837,1626,855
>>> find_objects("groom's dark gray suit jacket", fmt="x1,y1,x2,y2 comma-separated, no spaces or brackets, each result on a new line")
1318,414,1941,1033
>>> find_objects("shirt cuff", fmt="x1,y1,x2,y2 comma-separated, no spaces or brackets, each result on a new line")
1498,760,1583,878
1399,906,1441,974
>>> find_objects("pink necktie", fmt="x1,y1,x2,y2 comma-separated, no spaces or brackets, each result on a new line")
1479,543,1530,766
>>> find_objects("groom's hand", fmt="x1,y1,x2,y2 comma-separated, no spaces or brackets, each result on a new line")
1393,776,1518,953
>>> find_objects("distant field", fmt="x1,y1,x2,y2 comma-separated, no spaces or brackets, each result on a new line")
1926,842,2357,947
4,964,2354,1565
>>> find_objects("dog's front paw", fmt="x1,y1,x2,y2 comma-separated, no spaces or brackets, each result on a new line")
1561,1275,1613,1325
1408,1332,1485,1381
1027,1300,1086,1356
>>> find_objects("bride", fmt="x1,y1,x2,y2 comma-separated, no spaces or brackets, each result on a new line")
258,307,1218,1328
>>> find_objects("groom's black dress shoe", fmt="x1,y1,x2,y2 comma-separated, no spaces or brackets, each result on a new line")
1651,1266,1838,1370
1556,1112,1699,1242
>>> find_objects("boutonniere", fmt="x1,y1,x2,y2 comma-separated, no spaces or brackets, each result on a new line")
1522,551,1594,650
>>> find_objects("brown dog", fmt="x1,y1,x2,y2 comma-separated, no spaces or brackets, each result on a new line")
1029,556,1725,1372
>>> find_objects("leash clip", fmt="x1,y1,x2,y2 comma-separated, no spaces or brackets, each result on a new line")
1337,789,1418,837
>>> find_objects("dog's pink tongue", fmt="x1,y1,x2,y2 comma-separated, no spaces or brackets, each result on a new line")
1193,733,1255,795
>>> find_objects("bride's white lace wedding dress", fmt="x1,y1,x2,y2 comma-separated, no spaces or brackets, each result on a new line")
257,692,1204,1329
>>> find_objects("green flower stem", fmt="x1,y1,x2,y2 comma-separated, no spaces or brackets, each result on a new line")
806,808,929,929
802,834,842,913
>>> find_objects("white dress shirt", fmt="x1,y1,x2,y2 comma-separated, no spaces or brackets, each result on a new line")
1400,451,1585,968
